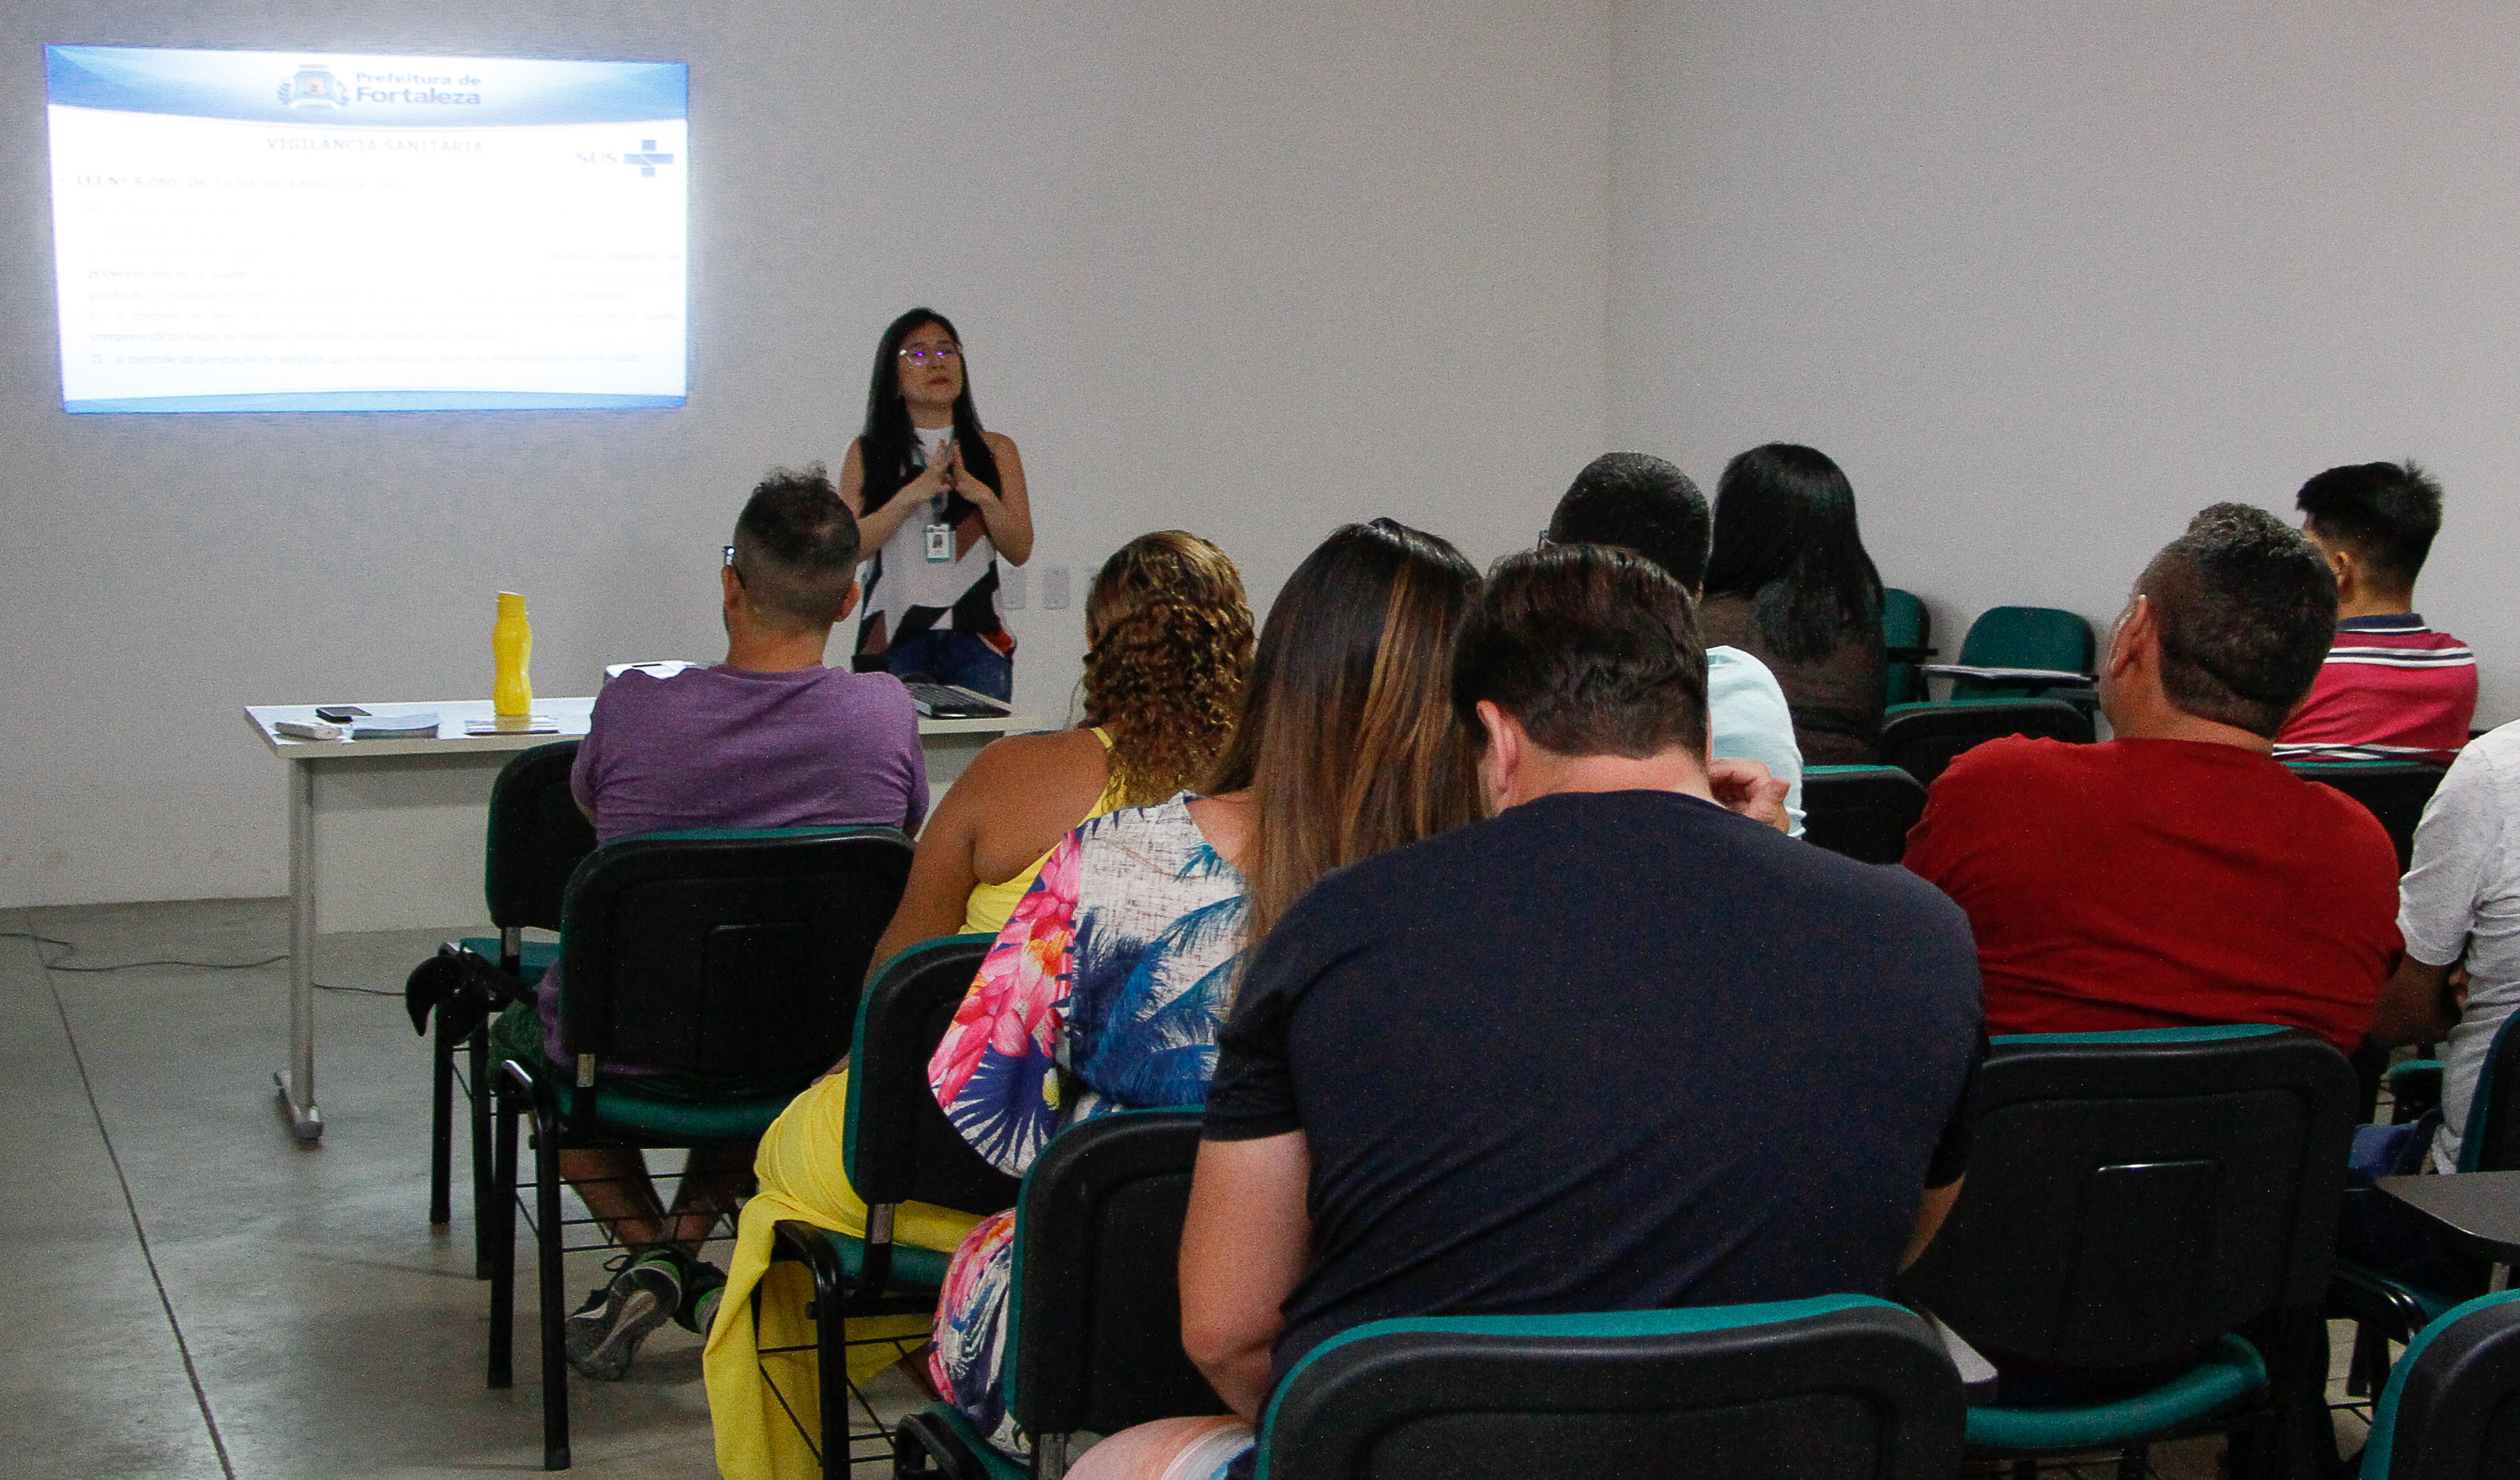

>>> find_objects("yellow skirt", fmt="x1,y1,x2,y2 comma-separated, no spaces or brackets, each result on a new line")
703,1069,985,1480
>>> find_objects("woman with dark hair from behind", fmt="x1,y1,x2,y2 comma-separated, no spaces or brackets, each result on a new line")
912,517,1485,1465
840,307,1033,701
1699,443,1888,764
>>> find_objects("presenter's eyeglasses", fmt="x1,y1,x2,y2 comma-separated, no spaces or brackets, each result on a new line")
723,544,743,583
898,344,961,365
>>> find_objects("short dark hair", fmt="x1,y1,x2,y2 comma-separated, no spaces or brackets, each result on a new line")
2140,503,2338,738
2295,459,2443,591
732,465,862,629
1453,544,1709,761
1545,454,1713,591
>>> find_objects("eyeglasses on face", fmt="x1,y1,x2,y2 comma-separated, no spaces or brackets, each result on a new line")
723,543,745,583
898,344,962,365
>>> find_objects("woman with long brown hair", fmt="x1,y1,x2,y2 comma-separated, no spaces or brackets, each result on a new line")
911,517,1485,1464
871,529,1256,963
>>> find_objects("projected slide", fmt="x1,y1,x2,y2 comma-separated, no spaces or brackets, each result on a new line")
45,46,687,413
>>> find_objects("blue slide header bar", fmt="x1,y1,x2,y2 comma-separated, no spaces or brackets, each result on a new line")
46,45,685,128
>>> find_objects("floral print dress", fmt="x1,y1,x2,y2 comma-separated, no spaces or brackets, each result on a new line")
924,795,1247,1454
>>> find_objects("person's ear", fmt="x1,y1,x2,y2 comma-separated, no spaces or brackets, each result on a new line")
2328,547,2359,601
834,579,860,625
2107,594,2155,679
1475,700,1520,814
722,563,744,611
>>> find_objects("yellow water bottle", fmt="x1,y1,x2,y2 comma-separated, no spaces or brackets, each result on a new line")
492,592,533,718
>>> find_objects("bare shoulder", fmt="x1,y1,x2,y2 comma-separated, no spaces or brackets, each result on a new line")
980,429,1021,463
958,726,1105,791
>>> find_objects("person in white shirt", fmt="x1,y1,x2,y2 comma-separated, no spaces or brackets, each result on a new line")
2382,718,2520,1170
1545,453,1806,835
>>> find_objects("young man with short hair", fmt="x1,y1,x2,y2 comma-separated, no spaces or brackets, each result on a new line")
497,466,927,1381
1546,452,1807,833
1072,545,1983,1480
1906,504,2406,1054
2276,460,2475,765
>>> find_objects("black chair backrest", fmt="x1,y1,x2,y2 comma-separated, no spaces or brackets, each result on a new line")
2283,761,2447,873
1879,699,2093,788
485,741,597,931
1801,765,1929,864
556,827,912,1081
2365,1292,2520,1480
844,936,1021,1217
1257,1298,1964,1480
1903,1026,2357,1370
2456,1008,2520,1174
1010,1110,1227,1441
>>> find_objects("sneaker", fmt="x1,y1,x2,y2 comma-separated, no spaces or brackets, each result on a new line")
675,1257,727,1336
564,1251,683,1381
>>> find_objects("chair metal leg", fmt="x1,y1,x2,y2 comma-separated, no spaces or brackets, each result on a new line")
772,1220,858,1478
2115,1446,2146,1480
2008,1461,2037,1480
533,1106,572,1470
470,1026,495,1278
430,1016,456,1226
488,1080,519,1389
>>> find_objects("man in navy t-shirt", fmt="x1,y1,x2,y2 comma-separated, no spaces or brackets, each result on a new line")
1069,545,1984,1480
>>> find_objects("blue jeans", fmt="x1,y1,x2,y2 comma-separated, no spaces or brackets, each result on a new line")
884,629,1013,701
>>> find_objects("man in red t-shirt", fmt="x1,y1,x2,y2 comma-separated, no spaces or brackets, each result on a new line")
2274,460,2475,767
1906,503,2410,1055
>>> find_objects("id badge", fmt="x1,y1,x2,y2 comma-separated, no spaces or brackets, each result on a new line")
924,522,953,562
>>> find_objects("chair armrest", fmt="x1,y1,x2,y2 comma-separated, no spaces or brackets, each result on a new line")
1913,1304,1999,1400
2328,1259,2435,1346
771,1219,861,1319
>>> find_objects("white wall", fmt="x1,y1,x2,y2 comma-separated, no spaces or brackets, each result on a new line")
1610,2,2520,721
0,0,1610,908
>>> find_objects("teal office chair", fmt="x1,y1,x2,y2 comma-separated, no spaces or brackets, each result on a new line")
2358,1291,2520,1479
1801,764,1929,864
1883,586,1935,706
2334,1008,2520,1402
408,741,596,1266
1877,698,2093,788
1945,606,2097,705
1900,1026,2358,1480
764,934,1017,1476
1252,1298,1964,1480
486,825,913,1471
894,1110,1220,1480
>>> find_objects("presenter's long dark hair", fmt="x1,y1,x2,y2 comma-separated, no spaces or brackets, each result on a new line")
857,307,1003,516
1702,443,1883,664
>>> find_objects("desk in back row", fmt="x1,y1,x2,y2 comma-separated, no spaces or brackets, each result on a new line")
245,696,1038,1141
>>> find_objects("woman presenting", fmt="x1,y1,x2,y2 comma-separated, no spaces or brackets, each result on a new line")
841,307,1034,701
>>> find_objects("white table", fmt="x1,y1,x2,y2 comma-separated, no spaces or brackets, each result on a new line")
244,695,1035,1140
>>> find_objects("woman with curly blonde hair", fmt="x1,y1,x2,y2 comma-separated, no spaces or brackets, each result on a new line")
870,529,1254,958
705,531,1252,1479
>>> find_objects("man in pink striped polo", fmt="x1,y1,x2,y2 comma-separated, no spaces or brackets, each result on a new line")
2275,460,2476,768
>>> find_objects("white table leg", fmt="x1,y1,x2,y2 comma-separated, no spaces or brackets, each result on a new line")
276,756,323,1141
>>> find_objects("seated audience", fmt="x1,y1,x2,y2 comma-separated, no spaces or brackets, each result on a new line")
1698,442,1889,764
1905,504,2402,1054
2381,716,2520,1172
491,466,926,1382
1076,545,1982,1480
2275,459,2475,765
704,519,1483,1479
1546,452,1806,832
870,530,1253,960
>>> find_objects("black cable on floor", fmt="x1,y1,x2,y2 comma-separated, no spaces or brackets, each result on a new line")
0,930,402,995
25,935,239,1480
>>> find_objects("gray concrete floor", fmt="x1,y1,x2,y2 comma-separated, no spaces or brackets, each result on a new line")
0,898,2376,1480
0,897,927,1480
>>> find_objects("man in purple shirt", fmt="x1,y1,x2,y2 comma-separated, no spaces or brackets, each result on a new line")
508,466,927,1381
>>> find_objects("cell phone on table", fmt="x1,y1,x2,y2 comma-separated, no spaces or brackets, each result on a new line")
316,706,370,722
